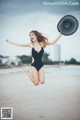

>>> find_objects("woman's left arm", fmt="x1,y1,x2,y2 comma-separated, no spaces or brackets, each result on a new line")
47,32,62,45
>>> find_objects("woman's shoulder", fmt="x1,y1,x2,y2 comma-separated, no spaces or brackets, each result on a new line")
40,41,47,48
28,43,33,48
40,42,44,48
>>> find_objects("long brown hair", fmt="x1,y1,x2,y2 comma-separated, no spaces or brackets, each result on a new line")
29,30,48,47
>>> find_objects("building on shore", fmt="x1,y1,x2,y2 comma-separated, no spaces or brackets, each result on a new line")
0,56,21,66
53,44,61,62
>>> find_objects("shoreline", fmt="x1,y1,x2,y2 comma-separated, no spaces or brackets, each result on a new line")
0,64,80,70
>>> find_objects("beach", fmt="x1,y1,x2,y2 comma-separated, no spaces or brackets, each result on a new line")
0,65,80,120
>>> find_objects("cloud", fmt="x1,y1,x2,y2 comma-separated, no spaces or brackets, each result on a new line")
0,0,80,16
0,1,80,61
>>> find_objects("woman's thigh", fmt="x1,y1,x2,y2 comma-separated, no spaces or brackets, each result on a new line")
38,66,45,84
31,66,39,84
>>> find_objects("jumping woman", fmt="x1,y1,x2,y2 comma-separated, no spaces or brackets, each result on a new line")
6,30,62,86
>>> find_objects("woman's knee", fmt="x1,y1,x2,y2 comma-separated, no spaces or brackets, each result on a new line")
40,80,45,84
34,81,39,86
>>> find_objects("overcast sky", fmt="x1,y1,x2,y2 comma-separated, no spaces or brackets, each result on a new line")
0,0,80,61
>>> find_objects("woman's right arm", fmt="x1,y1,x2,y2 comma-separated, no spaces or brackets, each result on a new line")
6,39,32,48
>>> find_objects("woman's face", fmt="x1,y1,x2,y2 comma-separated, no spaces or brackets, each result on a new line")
29,32,37,43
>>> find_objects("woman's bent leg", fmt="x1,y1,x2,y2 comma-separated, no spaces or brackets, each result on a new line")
23,67,39,86
38,67,45,84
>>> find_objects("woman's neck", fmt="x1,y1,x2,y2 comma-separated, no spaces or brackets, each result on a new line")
33,41,40,46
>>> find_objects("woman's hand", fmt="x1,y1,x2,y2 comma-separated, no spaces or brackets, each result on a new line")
59,32,62,37
6,39,10,43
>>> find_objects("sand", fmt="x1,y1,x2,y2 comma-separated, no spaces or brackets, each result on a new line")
0,65,80,120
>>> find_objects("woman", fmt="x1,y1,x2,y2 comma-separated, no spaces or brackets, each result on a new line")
6,30,62,86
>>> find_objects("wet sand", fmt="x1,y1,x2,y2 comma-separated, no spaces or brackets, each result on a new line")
0,65,80,120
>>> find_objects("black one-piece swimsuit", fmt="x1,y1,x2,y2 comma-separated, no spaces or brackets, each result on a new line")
31,47,44,71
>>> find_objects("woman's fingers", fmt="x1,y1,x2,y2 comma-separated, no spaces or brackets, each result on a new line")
59,32,62,37
6,39,8,42
6,39,10,43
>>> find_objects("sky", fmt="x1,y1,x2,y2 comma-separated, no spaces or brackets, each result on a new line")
0,0,80,61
